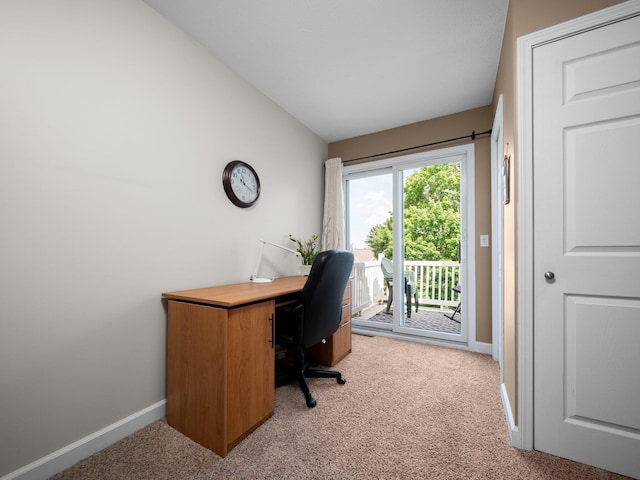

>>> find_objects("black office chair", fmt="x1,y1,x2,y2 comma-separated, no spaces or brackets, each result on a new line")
275,249,354,408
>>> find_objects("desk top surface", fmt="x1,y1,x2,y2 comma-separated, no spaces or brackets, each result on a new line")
162,275,307,308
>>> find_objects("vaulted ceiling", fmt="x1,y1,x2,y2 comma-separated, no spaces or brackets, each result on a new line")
144,0,509,142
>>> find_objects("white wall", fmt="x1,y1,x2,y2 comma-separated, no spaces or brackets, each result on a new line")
0,0,326,475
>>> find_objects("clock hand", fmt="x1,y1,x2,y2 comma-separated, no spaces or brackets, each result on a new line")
237,176,250,189
241,174,255,192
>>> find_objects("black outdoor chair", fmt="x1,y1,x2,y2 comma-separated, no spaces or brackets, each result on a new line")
444,284,461,323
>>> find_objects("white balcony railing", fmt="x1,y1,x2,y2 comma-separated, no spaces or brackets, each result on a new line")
351,260,460,315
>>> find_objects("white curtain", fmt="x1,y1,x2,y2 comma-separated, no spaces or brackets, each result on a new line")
321,157,344,250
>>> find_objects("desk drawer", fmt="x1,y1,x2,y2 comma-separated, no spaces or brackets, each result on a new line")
340,303,350,326
307,280,352,366
343,282,351,303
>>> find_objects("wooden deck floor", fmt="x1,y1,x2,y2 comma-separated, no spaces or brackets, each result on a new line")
356,305,461,335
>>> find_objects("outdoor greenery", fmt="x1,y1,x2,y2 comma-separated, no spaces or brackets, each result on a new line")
365,163,460,261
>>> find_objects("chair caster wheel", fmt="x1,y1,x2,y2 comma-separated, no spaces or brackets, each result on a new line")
337,377,346,385
306,397,317,408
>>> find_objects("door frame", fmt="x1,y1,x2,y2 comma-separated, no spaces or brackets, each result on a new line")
491,95,504,368
515,0,640,451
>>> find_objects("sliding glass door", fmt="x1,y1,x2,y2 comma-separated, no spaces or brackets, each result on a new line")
345,168,394,332
345,145,474,345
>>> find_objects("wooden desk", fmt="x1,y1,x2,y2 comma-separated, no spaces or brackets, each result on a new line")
162,276,306,457
163,276,307,308
162,275,353,457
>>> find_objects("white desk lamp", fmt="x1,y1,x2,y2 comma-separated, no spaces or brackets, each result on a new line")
250,239,301,283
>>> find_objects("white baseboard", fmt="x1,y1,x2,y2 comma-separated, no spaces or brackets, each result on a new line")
474,341,492,355
500,383,520,447
1,400,166,480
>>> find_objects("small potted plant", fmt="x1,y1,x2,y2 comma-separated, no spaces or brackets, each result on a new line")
289,234,319,275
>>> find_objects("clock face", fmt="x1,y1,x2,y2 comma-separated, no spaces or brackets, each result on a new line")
222,161,260,208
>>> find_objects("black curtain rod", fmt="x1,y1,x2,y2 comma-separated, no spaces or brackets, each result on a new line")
343,128,493,164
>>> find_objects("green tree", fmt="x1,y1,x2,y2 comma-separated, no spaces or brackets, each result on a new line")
365,216,394,259
366,163,460,261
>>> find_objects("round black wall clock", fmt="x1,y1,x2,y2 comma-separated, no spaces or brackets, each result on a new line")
222,160,261,208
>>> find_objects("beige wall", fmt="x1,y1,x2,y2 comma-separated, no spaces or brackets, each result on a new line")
491,0,625,423
329,106,494,345
329,0,626,422
0,1,326,476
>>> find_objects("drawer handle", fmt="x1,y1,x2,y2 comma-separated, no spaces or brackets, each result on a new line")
340,320,352,328
268,314,274,348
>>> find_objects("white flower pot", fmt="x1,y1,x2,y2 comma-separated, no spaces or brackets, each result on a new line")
298,265,312,276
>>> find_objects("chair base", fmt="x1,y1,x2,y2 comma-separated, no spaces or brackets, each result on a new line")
276,358,346,408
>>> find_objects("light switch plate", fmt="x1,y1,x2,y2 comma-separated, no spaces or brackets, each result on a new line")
480,234,489,247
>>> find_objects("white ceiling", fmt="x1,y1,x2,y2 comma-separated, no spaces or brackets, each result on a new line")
143,0,509,143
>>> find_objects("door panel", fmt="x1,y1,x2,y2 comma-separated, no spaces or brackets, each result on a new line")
345,170,394,332
396,161,466,342
533,14,640,478
566,118,640,251
564,41,640,102
566,295,640,428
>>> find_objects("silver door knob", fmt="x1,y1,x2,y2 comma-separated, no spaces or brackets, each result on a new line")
544,271,555,281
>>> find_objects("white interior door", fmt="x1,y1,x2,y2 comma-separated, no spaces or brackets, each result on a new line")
533,14,640,479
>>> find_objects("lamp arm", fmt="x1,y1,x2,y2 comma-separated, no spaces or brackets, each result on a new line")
260,239,301,256
250,239,301,283
250,241,268,282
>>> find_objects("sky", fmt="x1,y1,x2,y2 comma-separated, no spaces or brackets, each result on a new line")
347,173,393,249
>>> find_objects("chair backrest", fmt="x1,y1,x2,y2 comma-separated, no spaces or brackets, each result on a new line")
381,257,417,294
300,249,354,349
380,256,393,280
405,269,417,294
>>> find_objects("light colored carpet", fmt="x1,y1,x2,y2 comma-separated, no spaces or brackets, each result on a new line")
51,335,629,479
